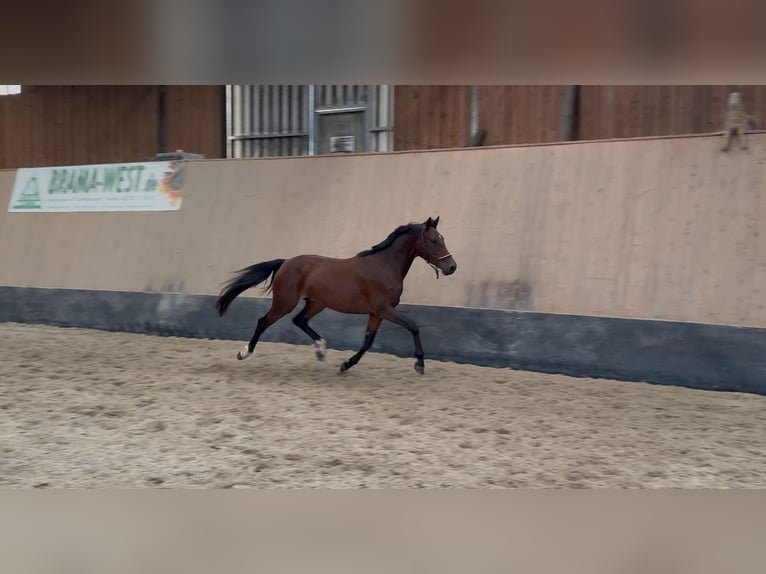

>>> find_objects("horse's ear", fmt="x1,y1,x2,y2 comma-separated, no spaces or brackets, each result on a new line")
425,216,439,229
433,216,440,228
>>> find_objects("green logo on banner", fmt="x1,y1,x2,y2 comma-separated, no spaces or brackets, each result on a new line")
12,177,42,210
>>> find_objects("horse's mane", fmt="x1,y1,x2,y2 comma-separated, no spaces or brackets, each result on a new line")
357,223,422,257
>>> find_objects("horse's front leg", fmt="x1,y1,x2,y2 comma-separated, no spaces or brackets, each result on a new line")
339,315,383,373
380,307,425,374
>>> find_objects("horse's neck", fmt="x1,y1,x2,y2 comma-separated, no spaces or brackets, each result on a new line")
379,234,418,279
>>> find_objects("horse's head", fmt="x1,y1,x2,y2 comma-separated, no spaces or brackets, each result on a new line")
418,216,457,277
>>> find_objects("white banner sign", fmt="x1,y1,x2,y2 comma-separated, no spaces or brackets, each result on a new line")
8,160,186,212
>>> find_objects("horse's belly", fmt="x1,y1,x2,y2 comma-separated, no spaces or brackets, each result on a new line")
303,273,374,315
305,285,370,314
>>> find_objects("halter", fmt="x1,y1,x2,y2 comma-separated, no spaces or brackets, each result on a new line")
421,229,452,279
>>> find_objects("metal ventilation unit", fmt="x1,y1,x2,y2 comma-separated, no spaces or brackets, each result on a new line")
315,105,366,155
226,85,393,158
329,135,356,153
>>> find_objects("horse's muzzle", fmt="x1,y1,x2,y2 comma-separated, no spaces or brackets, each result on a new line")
443,263,457,276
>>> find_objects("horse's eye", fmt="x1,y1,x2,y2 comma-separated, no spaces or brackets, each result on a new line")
431,239,438,244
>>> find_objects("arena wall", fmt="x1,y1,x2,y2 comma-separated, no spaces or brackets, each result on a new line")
2,133,765,393
1,132,765,327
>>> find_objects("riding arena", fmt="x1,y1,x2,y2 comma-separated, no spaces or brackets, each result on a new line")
1,85,765,488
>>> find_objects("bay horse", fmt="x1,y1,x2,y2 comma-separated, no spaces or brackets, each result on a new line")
215,217,457,374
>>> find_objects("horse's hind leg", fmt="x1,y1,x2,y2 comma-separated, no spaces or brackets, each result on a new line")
237,291,300,360
292,299,328,361
339,315,383,373
237,313,270,360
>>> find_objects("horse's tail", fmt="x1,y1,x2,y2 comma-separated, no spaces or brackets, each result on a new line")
215,258,286,316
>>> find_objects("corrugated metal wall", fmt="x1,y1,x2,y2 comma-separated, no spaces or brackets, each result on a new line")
313,85,368,108
226,85,393,158
0,86,223,170
226,85,309,158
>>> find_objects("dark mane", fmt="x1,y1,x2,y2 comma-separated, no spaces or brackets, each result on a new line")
357,223,422,257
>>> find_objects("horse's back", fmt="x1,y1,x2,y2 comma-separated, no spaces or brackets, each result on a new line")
275,254,352,287
283,253,345,271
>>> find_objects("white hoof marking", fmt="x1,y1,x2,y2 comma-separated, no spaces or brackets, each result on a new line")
314,339,327,361
237,345,251,360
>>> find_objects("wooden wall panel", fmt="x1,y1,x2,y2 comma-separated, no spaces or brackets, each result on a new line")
478,86,562,145
578,86,766,140
0,86,222,169
393,86,471,150
393,85,566,150
394,85,766,151
165,85,224,157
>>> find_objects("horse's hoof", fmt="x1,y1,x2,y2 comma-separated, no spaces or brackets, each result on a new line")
339,362,349,373
314,339,327,362
414,363,425,375
237,346,251,361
